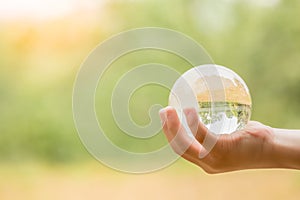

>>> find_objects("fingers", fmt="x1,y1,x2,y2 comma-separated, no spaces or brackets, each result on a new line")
159,107,216,171
159,106,180,143
183,108,209,143
183,108,220,159
159,106,202,157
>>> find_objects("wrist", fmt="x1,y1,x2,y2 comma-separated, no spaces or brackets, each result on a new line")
255,125,278,168
270,128,300,169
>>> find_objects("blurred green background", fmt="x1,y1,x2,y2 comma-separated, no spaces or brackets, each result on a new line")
1,0,300,199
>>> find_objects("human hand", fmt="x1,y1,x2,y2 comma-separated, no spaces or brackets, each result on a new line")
159,106,275,174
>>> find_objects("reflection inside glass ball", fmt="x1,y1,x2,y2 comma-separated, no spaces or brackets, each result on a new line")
169,64,252,134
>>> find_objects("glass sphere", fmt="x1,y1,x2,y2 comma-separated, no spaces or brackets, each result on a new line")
169,64,251,134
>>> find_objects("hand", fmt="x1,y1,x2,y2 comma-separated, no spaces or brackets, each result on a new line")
159,106,276,174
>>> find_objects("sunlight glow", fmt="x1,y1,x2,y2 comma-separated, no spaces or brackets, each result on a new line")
0,0,105,21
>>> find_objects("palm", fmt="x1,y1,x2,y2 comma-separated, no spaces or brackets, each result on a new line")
202,121,273,173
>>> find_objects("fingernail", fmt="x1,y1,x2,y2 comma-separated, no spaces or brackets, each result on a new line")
184,108,193,123
159,108,167,125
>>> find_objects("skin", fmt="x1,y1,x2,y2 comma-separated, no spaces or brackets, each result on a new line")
159,106,300,174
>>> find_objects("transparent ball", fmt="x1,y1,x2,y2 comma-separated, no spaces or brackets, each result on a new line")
169,64,252,134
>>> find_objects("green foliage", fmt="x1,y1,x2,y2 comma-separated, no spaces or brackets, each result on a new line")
1,0,300,162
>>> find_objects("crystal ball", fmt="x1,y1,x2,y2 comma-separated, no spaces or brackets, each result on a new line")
169,64,252,134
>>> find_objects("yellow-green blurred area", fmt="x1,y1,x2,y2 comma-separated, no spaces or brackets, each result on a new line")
1,0,300,199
